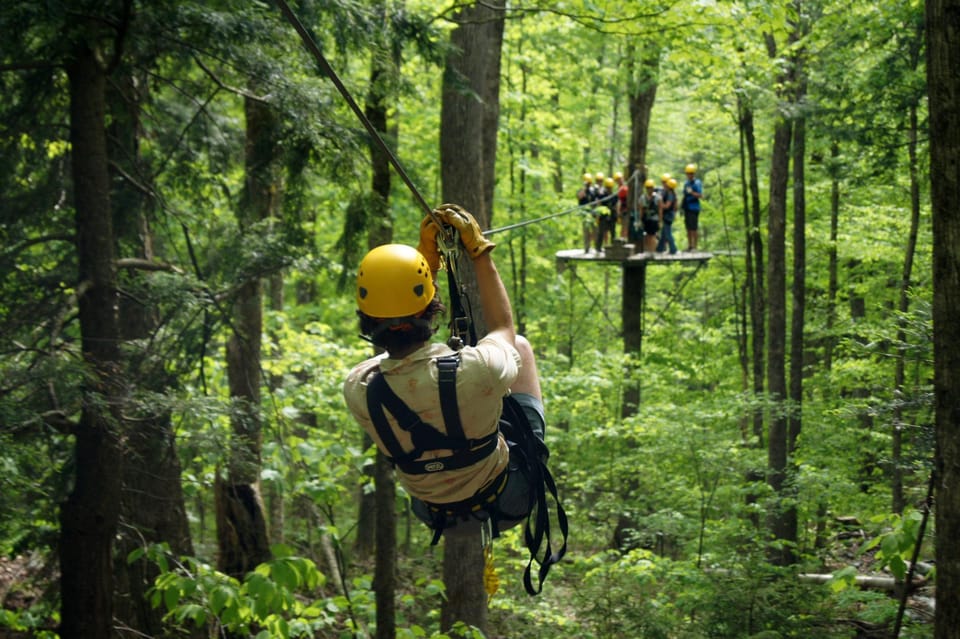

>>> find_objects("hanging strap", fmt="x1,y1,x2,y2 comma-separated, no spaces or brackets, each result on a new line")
500,396,568,596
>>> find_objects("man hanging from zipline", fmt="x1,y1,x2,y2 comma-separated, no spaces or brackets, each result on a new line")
342,204,566,595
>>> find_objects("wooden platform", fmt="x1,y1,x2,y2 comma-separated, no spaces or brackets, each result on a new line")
555,244,713,266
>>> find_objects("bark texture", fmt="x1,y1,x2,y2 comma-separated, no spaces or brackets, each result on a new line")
927,1,960,637
59,42,124,639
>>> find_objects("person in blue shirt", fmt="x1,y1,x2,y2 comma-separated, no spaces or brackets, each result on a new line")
680,164,703,252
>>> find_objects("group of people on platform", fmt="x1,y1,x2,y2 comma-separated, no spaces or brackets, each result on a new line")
576,164,703,255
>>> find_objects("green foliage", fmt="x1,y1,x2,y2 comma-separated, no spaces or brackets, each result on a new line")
131,543,339,638
0,0,940,636
863,510,929,581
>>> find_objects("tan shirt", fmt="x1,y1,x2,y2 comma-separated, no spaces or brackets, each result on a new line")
343,335,520,504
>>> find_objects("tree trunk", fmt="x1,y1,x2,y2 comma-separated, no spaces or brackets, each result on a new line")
374,452,397,639
892,28,924,515
739,96,765,447
216,94,278,578
764,27,795,566
439,3,505,629
825,141,840,372
626,43,659,186
732,105,751,441
926,0,960,636
785,56,807,560
59,42,124,639
364,18,400,634
108,68,195,639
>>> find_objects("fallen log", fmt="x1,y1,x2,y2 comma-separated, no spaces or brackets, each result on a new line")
798,573,927,591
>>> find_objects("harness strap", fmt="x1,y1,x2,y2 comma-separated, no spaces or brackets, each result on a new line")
424,469,510,545
500,396,568,596
437,356,466,441
366,357,498,475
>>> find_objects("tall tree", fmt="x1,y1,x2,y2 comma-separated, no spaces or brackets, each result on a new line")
364,6,400,634
215,93,277,578
890,11,925,515
60,35,124,639
108,59,195,638
764,13,797,566
438,0,506,632
927,0,960,637
626,41,659,185
738,92,766,447
786,1,810,567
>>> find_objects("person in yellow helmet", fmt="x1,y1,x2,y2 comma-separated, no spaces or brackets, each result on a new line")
681,163,703,251
639,177,661,253
613,171,631,240
577,172,599,253
344,205,552,543
657,177,679,255
596,176,618,249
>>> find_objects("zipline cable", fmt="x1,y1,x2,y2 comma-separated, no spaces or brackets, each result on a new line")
272,0,440,226
485,195,617,236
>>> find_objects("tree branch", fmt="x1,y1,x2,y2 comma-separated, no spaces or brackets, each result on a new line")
194,56,270,104
116,258,184,274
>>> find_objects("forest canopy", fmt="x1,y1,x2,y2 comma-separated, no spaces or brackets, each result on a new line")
0,0,954,638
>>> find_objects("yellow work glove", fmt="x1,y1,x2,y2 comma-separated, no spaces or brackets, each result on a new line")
416,214,443,272
433,203,496,259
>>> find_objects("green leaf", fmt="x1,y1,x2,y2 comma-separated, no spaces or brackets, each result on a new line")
271,559,297,590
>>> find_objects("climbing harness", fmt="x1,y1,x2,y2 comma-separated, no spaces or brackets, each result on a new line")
366,355,568,596
365,355,498,476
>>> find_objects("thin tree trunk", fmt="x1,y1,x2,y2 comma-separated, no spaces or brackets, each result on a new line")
60,42,124,639
764,26,795,566
892,32,924,515
740,97,766,447
374,452,397,639
109,68,195,639
216,94,278,578
786,60,808,557
926,0,960,636
825,141,840,372
364,15,400,634
627,43,659,185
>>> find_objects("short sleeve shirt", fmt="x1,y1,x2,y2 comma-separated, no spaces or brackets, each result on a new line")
343,334,520,504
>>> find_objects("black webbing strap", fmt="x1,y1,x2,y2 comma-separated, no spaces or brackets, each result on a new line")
436,356,465,441
445,265,477,347
366,373,421,463
365,359,498,475
501,396,568,596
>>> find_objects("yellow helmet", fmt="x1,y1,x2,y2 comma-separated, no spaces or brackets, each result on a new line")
595,172,605,183
613,171,623,180
644,178,655,188
582,173,593,184
356,244,435,318
685,163,697,174
667,178,678,189
604,177,615,188
661,173,672,182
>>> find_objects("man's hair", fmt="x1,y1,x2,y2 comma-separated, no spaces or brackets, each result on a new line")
358,297,446,352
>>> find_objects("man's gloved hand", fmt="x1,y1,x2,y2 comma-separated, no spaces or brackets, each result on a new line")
433,203,496,259
416,214,443,272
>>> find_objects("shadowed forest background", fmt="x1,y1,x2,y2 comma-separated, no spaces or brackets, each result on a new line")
2,0,959,638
